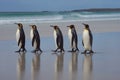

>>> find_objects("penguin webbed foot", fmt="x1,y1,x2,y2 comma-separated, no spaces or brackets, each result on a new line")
23,48,27,52
15,50,20,53
37,48,43,53
52,48,64,53
72,48,75,52
59,49,65,53
75,48,79,52
15,48,26,53
81,50,87,54
90,50,94,53
52,48,59,52
31,49,42,54
68,48,79,52
52,49,57,52
82,50,94,54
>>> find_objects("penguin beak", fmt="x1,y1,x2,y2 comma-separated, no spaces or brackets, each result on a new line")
29,25,34,29
50,25,54,27
29,25,33,27
82,23,87,29
67,26,70,27
14,23,20,27
82,23,86,26
14,23,18,25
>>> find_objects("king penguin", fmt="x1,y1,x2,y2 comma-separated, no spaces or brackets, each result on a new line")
67,25,79,52
82,23,94,53
15,23,26,52
50,25,64,52
30,25,42,53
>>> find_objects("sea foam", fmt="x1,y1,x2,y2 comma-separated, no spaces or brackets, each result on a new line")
0,11,120,24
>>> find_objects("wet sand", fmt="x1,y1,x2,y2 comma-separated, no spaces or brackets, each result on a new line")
0,20,120,80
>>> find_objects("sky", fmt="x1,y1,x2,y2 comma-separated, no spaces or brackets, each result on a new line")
0,0,120,12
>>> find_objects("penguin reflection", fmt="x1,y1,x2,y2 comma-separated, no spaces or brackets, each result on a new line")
17,52,26,80
31,53,40,80
83,54,93,80
69,52,78,80
54,53,64,80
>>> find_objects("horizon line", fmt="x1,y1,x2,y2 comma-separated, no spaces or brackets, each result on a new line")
0,8,120,13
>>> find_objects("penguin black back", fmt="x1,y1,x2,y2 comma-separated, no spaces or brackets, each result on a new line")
30,25,42,53
82,23,94,53
50,25,64,52
15,23,26,52
55,26,64,49
67,25,79,52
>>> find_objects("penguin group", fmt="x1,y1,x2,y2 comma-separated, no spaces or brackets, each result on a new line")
15,23,94,54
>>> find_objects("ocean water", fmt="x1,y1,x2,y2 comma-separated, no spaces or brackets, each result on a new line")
0,10,120,24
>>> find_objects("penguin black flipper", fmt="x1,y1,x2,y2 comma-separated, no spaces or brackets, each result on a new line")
18,31,24,46
18,37,21,46
56,35,60,48
32,33,36,47
35,30,40,49
89,30,93,47
89,30,94,53
72,30,78,45
56,33,64,52
71,31,75,48
74,33,78,46
59,33,64,51
74,30,79,51
58,30,64,48
82,40,84,47
72,30,79,52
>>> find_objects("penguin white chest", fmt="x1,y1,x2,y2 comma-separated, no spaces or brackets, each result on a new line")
68,29,76,48
54,30,57,48
83,30,91,50
68,29,72,41
16,29,20,42
30,29,33,40
30,29,37,49
16,29,22,47
68,29,72,47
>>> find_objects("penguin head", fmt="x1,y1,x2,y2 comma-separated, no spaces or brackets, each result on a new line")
50,25,59,30
30,25,37,30
67,25,75,29
15,23,23,29
82,23,89,29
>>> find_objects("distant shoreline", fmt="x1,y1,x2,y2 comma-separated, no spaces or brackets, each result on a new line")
0,8,120,13
71,8,120,12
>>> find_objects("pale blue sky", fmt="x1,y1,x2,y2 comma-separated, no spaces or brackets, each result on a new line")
0,0,119,12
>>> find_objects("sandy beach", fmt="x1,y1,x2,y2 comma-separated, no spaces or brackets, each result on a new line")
0,20,120,80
